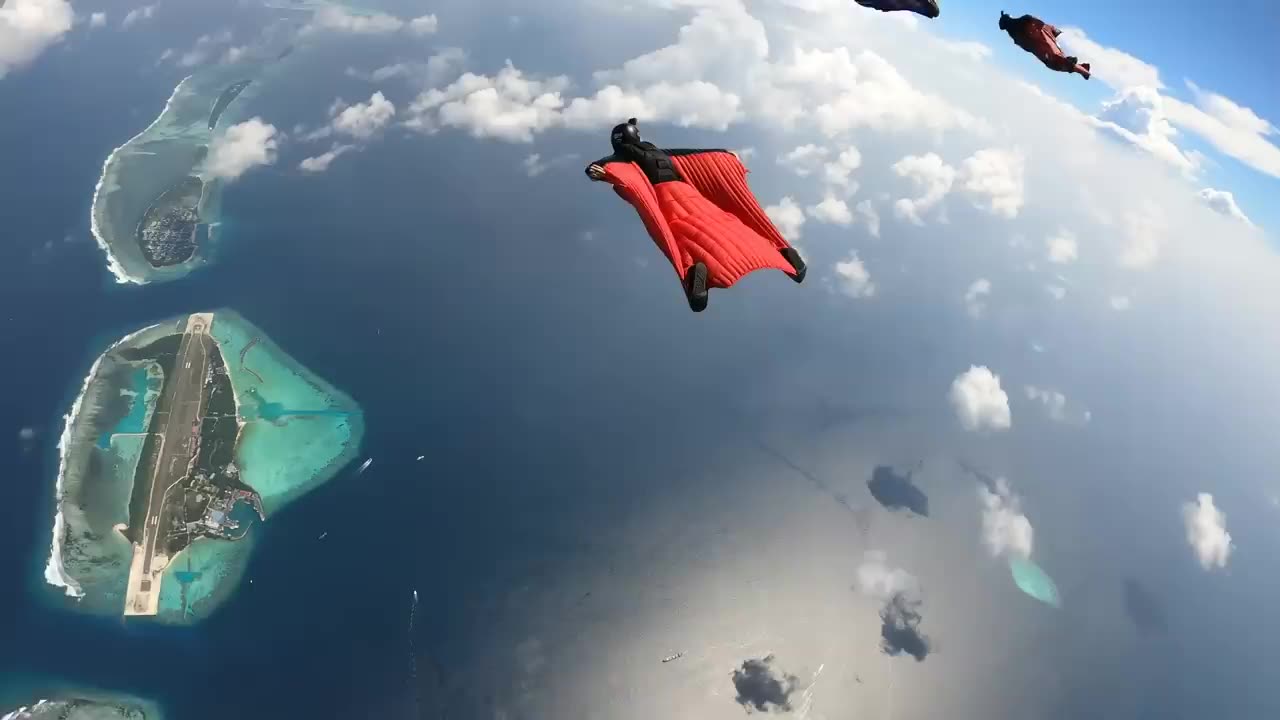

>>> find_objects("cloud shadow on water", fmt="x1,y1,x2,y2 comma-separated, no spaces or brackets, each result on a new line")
867,464,929,517
731,654,798,714
880,593,931,662
1123,578,1168,636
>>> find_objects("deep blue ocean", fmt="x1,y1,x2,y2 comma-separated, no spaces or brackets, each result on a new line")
0,5,818,717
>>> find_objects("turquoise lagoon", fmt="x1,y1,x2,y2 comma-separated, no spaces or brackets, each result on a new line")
1009,557,1062,608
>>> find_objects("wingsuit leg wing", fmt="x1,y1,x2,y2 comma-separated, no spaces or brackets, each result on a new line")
668,150,807,281
595,152,805,309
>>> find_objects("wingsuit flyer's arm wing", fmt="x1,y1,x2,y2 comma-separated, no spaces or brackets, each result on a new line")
665,149,794,252
595,158,689,278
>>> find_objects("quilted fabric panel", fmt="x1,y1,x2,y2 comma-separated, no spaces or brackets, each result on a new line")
656,182,794,288
670,152,792,251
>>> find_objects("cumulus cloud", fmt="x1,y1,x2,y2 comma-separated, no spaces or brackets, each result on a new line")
332,91,396,139
205,118,280,181
408,14,438,35
1057,28,1163,91
348,48,468,88
834,252,875,298
958,148,1025,219
175,30,233,69
856,551,920,601
1197,188,1252,226
1164,82,1280,180
950,365,1010,432
1182,493,1233,570
299,144,354,173
964,278,991,318
121,3,156,29
807,194,852,225
89,11,106,28
304,5,406,34
1092,86,1199,176
892,153,955,226
778,144,827,177
1024,385,1089,424
855,199,880,238
1046,229,1078,264
855,552,930,661
978,477,1033,561
766,197,805,242
823,146,862,192
0,0,74,79
407,62,568,142
521,152,580,177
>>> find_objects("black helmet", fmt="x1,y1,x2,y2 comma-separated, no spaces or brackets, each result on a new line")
611,118,641,152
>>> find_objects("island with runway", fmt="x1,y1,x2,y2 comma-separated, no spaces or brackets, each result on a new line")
46,311,364,623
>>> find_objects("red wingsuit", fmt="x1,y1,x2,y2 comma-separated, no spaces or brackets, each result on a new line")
590,145,805,310
1001,13,1091,79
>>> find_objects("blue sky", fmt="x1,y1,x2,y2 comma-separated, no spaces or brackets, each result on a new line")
930,0,1280,230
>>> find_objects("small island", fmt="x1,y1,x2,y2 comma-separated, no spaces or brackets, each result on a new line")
89,50,287,284
1,694,160,720
47,311,363,622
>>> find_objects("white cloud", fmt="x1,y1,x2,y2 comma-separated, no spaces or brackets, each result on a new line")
1024,385,1068,422
1182,493,1233,571
407,62,568,142
1046,229,1078,264
562,80,742,132
350,48,468,88
855,199,880,238
937,39,992,61
950,365,1010,432
778,144,827,177
1060,30,1280,181
761,45,983,138
332,91,396,140
175,30,233,69
0,0,74,78
807,194,852,225
1045,284,1067,301
855,551,920,601
1057,27,1163,91
205,118,280,181
765,197,805,242
121,3,156,29
1197,188,1252,226
958,148,1024,219
892,153,955,226
964,278,990,319
1119,203,1166,268
1092,86,1199,176
89,11,106,28
222,46,247,64
522,152,580,177
305,6,405,34
978,478,1034,561
823,146,862,191
1164,83,1280,180
408,14,438,35
834,251,874,298
1109,295,1132,311
299,144,354,173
